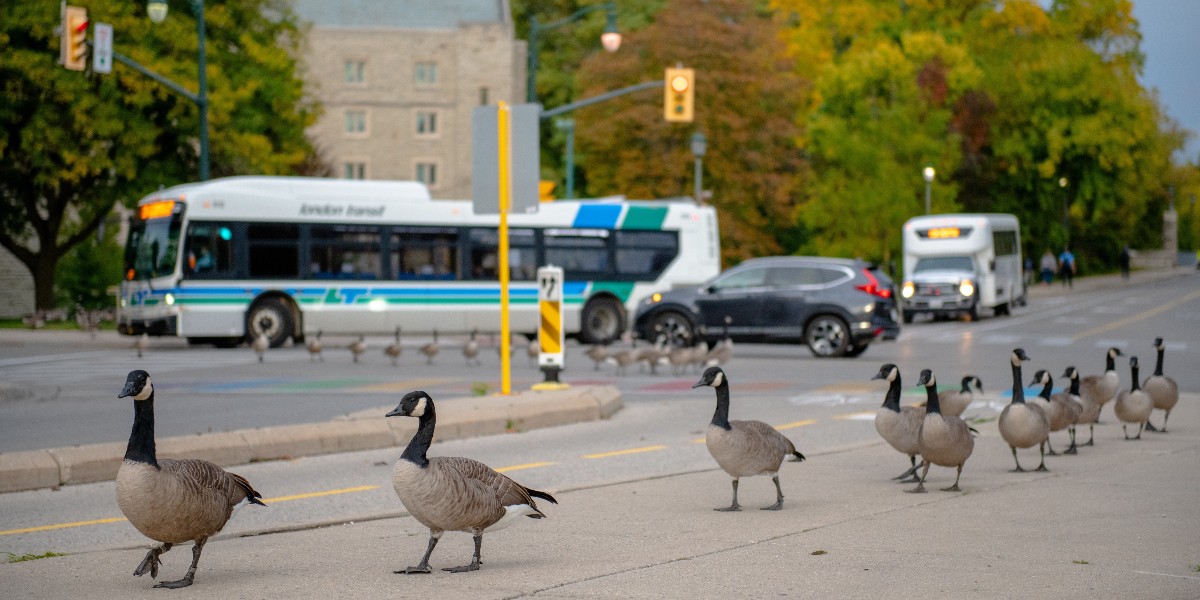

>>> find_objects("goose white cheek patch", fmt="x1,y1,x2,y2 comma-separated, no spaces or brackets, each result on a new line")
712,372,725,387
410,397,427,417
135,379,154,401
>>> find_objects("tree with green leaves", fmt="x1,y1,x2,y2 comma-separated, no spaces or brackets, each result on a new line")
0,0,319,311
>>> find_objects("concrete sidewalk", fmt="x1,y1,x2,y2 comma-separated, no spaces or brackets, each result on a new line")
1024,264,1195,300
3,395,1197,599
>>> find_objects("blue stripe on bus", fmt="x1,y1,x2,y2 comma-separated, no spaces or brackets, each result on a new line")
572,205,622,229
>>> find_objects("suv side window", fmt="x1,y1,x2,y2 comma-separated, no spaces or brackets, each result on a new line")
767,266,823,287
819,267,852,284
711,267,768,291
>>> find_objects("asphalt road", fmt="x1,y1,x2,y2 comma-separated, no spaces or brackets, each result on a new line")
1,270,1197,559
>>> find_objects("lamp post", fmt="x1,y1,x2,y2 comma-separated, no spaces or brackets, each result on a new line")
147,0,209,181
526,2,620,104
556,118,575,198
691,131,707,204
1058,176,1069,244
922,165,935,214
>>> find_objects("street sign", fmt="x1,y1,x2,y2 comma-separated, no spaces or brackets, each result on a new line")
472,104,540,215
93,22,113,74
537,265,565,369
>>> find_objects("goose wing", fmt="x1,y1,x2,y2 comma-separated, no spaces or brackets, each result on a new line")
433,457,544,512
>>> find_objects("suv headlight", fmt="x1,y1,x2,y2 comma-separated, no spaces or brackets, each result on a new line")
901,282,915,299
959,279,975,297
644,292,662,305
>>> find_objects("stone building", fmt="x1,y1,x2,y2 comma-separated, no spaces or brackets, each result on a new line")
293,0,527,199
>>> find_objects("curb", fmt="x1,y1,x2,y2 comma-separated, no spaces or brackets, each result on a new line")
0,385,622,494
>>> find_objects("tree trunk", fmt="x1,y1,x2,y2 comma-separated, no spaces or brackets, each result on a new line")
33,246,60,311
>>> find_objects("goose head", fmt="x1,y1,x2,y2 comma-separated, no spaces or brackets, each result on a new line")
1010,348,1030,366
1152,337,1164,351
916,369,936,388
387,390,433,418
1061,366,1078,381
692,366,727,389
1107,347,1123,359
1029,369,1052,387
118,370,154,401
871,363,899,383
965,375,984,393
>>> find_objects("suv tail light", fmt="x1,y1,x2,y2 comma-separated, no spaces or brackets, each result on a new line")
856,268,892,299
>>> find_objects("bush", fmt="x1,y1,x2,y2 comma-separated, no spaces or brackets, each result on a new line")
55,230,123,311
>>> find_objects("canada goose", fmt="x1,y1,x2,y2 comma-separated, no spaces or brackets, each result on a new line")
1066,366,1101,447
1114,356,1153,440
116,370,265,588
1028,369,1074,455
871,364,925,483
386,391,557,573
688,340,710,372
668,343,693,375
706,316,734,367
76,303,99,339
635,332,668,374
937,376,983,417
693,367,806,511
1142,337,1179,433
608,339,637,376
525,337,538,367
1080,347,1123,423
998,348,1050,472
909,369,974,493
420,330,440,365
585,343,609,371
135,333,150,359
384,328,403,367
463,329,481,366
350,335,367,363
251,331,269,363
1052,367,1085,454
306,330,324,362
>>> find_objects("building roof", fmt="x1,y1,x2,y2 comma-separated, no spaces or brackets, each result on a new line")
292,0,509,29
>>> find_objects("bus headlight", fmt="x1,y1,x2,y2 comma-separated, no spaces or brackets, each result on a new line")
164,293,176,306
959,279,975,297
901,282,915,299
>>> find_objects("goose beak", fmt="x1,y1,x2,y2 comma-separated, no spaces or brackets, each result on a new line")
385,405,406,418
691,380,706,389
118,380,138,398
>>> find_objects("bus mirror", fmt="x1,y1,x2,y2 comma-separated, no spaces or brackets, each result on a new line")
988,259,996,272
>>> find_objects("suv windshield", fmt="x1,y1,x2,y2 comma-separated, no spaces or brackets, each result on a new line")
914,256,974,274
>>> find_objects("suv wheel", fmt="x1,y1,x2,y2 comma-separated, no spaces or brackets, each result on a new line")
649,310,694,348
805,315,850,358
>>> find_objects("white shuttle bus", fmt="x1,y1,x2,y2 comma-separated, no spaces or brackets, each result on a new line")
117,176,720,347
899,213,1024,322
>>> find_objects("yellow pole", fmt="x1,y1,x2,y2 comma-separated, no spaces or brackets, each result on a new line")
498,102,512,395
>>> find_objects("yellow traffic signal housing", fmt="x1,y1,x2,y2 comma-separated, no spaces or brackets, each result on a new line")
663,67,694,123
62,5,89,71
538,180,557,202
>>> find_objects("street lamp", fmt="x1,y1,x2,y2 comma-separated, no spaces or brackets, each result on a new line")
922,165,935,214
526,2,621,103
691,131,707,204
147,0,210,181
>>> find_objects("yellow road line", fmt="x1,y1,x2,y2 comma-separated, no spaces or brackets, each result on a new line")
262,485,379,504
496,461,557,473
1,485,380,537
1071,289,1200,341
833,411,876,420
582,444,667,459
0,517,127,537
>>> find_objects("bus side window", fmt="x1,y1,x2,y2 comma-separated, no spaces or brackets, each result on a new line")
185,223,233,278
393,227,459,280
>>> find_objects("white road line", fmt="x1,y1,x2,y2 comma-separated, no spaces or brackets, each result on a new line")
0,351,111,367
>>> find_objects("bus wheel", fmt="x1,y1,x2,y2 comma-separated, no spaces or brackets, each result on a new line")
246,299,294,348
805,315,850,358
580,297,624,344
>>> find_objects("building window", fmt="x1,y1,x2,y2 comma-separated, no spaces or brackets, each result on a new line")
415,62,438,86
344,110,366,135
416,111,438,136
343,60,365,84
415,162,438,188
479,87,489,106
342,162,366,180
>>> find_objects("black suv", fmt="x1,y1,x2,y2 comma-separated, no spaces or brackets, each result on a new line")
633,256,900,358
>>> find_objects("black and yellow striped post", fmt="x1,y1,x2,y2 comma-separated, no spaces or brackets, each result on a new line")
533,265,568,390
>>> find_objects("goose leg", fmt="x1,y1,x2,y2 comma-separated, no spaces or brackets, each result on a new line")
1144,420,1159,432
1134,422,1144,440
133,542,171,579
1122,424,1131,440
1009,447,1026,472
1162,411,1171,433
155,539,204,589
892,456,920,482
444,534,483,573
1083,424,1095,446
396,534,440,574
1064,426,1078,455
1034,442,1049,472
941,465,964,492
761,474,784,511
715,479,741,511
1045,438,1057,456
905,461,931,493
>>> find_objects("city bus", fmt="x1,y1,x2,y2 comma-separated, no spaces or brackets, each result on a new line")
117,176,720,347
898,213,1024,322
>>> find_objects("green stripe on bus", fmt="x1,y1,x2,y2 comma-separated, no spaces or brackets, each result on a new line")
589,281,635,302
620,206,668,230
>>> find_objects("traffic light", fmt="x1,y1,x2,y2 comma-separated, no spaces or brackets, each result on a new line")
62,5,89,71
663,67,694,123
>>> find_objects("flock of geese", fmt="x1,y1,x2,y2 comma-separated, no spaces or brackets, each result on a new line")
871,338,1179,493
108,335,1178,587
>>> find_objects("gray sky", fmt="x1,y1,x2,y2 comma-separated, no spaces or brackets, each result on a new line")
1132,0,1200,163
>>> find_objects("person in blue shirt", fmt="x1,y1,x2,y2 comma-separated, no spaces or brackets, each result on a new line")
1058,248,1075,288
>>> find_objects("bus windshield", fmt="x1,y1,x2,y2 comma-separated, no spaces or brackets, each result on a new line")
124,214,183,280
914,256,974,274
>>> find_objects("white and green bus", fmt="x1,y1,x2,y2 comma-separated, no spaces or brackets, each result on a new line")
118,176,720,347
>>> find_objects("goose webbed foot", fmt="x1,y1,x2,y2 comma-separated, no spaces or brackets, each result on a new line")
940,484,961,492
396,565,432,574
1144,421,1159,432
897,474,921,484
443,560,481,573
154,575,194,589
1064,445,1078,455
760,501,783,511
714,504,742,512
891,464,920,481
133,544,169,578
1034,464,1049,472
905,483,927,494
397,536,438,574
1009,466,1026,473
